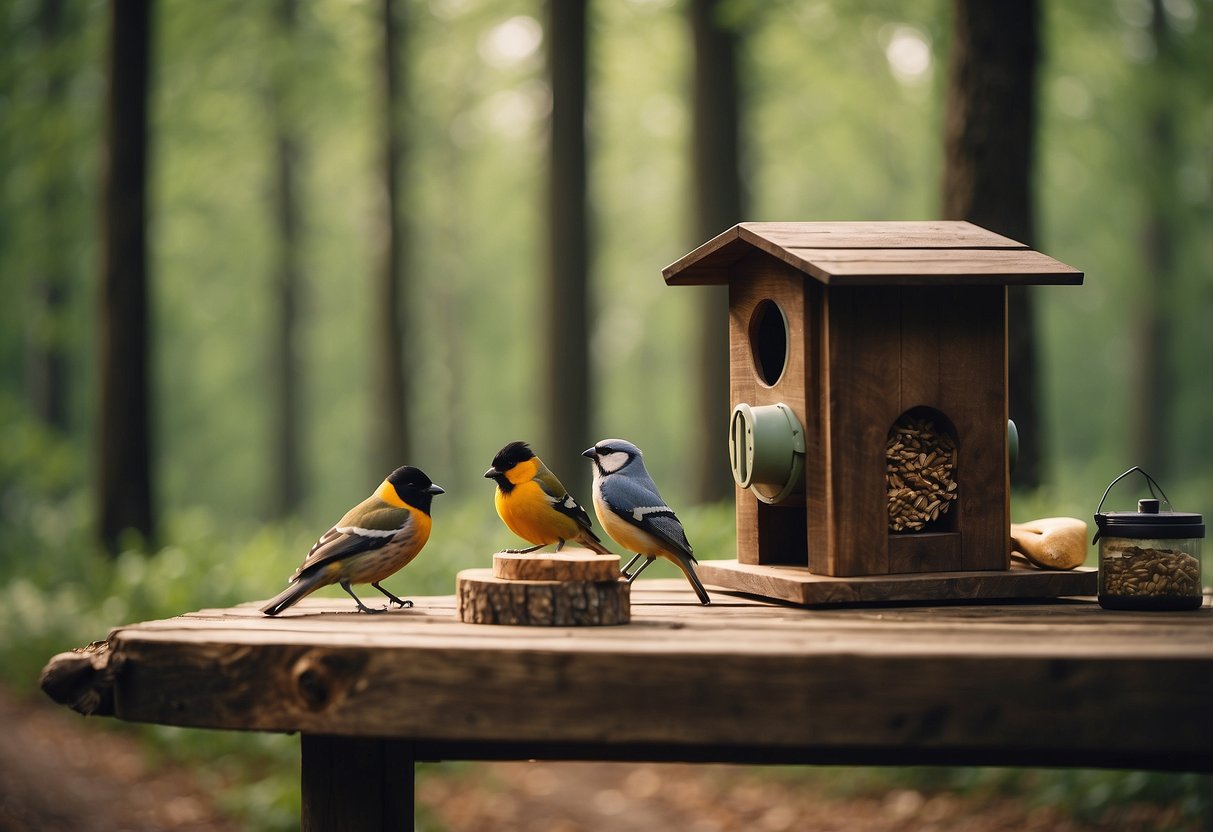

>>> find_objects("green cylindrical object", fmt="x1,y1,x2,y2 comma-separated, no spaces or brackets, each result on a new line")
1008,419,1019,475
729,402,805,504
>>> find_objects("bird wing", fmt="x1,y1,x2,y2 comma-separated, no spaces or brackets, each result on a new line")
600,474,695,562
534,463,595,532
292,504,414,579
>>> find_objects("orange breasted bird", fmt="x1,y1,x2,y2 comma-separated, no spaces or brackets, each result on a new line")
583,438,710,605
485,441,611,554
261,466,444,616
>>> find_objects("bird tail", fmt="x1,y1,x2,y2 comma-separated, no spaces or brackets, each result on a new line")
261,571,327,616
576,528,613,555
675,556,712,605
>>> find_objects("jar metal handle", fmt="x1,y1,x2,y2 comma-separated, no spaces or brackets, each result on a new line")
1092,466,1172,543
1095,466,1172,515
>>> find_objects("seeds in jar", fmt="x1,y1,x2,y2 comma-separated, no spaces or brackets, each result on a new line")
1101,545,1201,597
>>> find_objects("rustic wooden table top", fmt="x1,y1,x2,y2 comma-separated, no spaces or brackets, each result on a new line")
76,580,1213,772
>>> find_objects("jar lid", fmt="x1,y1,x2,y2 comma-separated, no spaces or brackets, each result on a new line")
1092,466,1205,541
1095,509,1204,539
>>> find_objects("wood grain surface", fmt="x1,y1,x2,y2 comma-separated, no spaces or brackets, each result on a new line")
773,248,1081,284
491,551,620,582
663,221,1083,287
63,580,1212,771
727,254,810,567
695,560,1096,605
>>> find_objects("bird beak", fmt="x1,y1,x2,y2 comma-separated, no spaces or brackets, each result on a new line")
428,484,445,495
581,447,597,459
483,467,498,479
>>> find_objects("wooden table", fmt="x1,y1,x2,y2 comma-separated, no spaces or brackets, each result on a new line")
41,581,1213,830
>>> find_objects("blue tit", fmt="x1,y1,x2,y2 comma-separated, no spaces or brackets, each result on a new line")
582,439,710,605
261,466,444,616
485,441,612,555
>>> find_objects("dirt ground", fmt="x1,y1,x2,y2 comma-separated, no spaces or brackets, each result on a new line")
1,684,1202,831
0,685,236,832
418,762,1196,832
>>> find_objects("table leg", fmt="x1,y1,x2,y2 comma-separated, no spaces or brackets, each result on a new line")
301,734,414,831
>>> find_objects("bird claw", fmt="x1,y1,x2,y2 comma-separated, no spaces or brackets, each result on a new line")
371,582,411,609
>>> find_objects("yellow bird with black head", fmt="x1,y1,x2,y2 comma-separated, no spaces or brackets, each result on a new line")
485,441,611,555
261,465,443,616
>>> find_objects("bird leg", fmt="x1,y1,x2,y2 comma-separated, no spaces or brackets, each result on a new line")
621,553,645,579
554,539,566,552
340,580,386,614
626,556,656,584
372,581,413,609
504,543,546,554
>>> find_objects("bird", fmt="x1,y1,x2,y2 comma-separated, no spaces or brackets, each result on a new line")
582,439,710,605
261,465,444,616
485,440,612,555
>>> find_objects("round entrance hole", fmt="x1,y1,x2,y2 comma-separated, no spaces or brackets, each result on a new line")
749,299,788,386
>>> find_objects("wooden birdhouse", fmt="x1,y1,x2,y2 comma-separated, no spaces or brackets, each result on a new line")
664,221,1095,605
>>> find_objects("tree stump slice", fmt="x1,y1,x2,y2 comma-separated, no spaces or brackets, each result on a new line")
457,569,630,626
492,550,620,582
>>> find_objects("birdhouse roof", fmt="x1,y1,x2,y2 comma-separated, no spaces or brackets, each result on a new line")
663,221,1083,287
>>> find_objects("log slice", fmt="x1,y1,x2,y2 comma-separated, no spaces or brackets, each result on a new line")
492,550,620,582
457,568,629,626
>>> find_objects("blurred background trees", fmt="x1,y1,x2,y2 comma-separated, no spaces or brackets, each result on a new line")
370,0,412,474
1,0,1210,564
689,0,746,503
1,1,1210,826
96,0,154,551
941,0,1043,489
543,0,592,501
267,0,306,519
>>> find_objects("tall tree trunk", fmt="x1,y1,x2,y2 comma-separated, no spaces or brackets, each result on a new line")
432,75,476,493
29,0,71,432
98,0,154,552
369,0,409,474
690,0,745,503
941,0,1042,488
270,0,303,517
544,0,591,500
1131,0,1178,478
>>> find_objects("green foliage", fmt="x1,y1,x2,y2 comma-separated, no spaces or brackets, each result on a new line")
0,0,102,433
3,0,1210,519
136,724,301,832
1038,0,1213,495
761,764,1212,828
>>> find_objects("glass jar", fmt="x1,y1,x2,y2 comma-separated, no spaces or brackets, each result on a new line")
1094,468,1204,611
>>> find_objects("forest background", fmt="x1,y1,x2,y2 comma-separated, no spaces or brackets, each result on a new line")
0,0,1210,828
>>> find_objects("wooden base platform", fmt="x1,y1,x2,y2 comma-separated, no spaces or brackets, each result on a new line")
696,559,1097,606
458,560,629,626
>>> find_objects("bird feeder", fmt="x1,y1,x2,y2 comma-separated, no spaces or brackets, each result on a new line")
664,221,1096,605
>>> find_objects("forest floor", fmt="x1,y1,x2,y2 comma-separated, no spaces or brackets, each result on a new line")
0,683,1200,832
0,685,236,831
